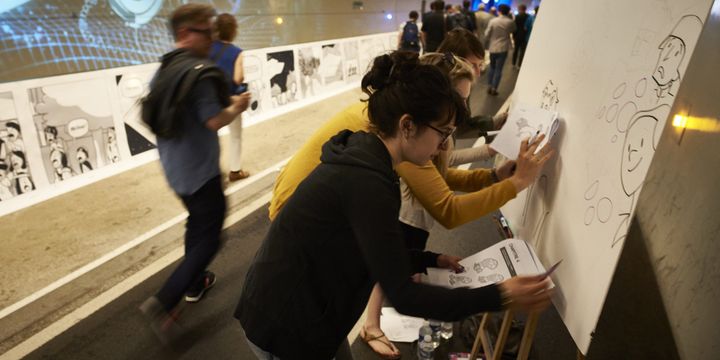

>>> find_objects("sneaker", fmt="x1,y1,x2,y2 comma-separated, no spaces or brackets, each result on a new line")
139,296,182,345
228,169,250,182
185,271,216,303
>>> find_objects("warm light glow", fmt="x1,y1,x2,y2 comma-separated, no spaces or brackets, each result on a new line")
275,17,283,25
672,114,687,128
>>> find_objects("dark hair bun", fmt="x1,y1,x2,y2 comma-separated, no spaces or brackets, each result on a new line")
361,51,419,94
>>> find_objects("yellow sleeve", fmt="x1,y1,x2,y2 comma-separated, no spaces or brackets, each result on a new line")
445,167,495,193
396,161,518,229
269,102,370,220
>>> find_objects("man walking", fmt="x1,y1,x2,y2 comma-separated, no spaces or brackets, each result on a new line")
484,4,516,95
139,3,250,343
512,4,530,68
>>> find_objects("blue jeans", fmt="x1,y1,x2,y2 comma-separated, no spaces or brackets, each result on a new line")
488,52,508,90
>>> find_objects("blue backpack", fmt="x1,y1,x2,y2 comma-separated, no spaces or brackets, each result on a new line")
401,21,420,49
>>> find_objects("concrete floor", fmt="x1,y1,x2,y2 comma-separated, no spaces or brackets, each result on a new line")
0,57,588,359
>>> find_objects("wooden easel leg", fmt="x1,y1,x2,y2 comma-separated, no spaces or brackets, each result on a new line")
516,312,539,360
492,310,514,360
470,313,489,360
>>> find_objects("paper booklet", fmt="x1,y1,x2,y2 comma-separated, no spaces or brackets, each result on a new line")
424,239,549,289
489,105,560,160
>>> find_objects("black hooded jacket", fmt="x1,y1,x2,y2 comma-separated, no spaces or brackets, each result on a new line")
236,130,502,359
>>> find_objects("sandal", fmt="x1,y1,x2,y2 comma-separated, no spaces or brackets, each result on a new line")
359,327,401,359
228,169,250,182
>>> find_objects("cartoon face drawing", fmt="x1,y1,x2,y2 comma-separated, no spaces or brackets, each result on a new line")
540,80,559,111
621,115,658,195
10,151,24,170
652,36,685,87
76,147,88,162
107,128,116,143
50,148,66,169
6,123,20,140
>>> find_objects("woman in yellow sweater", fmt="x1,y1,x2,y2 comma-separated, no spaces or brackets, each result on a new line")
268,53,551,358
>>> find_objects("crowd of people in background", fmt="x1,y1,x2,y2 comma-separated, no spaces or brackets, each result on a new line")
399,1,539,95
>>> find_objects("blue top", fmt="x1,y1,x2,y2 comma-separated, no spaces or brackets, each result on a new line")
156,78,223,196
210,40,243,94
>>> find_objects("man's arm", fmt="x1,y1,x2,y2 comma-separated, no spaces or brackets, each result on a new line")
205,93,250,131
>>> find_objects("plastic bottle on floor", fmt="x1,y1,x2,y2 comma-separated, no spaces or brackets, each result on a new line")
418,320,432,342
417,334,434,360
441,321,454,339
429,319,441,348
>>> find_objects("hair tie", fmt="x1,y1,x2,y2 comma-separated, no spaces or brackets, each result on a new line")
385,62,397,85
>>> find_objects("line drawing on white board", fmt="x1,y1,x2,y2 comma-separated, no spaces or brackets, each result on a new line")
540,80,559,111
593,14,702,248
28,78,122,184
266,50,298,108
297,46,322,98
0,92,37,199
473,258,499,273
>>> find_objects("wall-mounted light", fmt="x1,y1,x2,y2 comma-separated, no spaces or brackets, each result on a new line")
275,16,283,25
385,13,393,20
672,114,688,128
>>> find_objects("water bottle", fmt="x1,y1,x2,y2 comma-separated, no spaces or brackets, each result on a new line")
417,334,434,360
440,321,454,339
418,320,432,342
428,319,441,348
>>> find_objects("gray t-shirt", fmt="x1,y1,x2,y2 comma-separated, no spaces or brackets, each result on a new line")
157,78,223,196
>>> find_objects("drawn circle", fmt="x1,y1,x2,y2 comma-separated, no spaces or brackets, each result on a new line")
616,102,638,133
611,134,618,143
596,105,606,120
613,83,627,99
584,206,595,225
605,103,619,123
597,197,613,223
635,77,648,98
584,180,600,200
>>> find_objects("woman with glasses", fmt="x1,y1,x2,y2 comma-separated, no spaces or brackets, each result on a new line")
237,51,553,359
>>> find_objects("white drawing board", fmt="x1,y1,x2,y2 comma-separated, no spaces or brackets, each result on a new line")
500,0,713,353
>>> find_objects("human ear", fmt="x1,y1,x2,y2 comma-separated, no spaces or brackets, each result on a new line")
399,114,415,139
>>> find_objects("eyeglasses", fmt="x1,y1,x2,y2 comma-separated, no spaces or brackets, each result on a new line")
425,123,456,145
187,27,212,38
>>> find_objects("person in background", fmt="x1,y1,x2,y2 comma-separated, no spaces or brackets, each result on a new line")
525,6,540,46
512,4,530,68
421,0,446,52
438,29,508,135
139,3,250,344
475,4,494,45
489,6,498,17
461,0,477,33
238,51,553,359
211,13,250,181
484,4,516,96
398,10,422,53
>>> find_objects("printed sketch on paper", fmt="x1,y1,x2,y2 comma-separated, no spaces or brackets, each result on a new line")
28,78,122,183
297,46,322,98
0,92,37,199
115,70,157,155
343,41,361,82
321,43,344,86
266,50,298,107
242,53,264,115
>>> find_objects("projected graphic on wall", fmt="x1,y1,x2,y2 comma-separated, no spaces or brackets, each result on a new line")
0,0,175,82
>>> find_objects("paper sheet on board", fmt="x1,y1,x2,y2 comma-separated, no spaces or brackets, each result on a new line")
490,105,559,160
